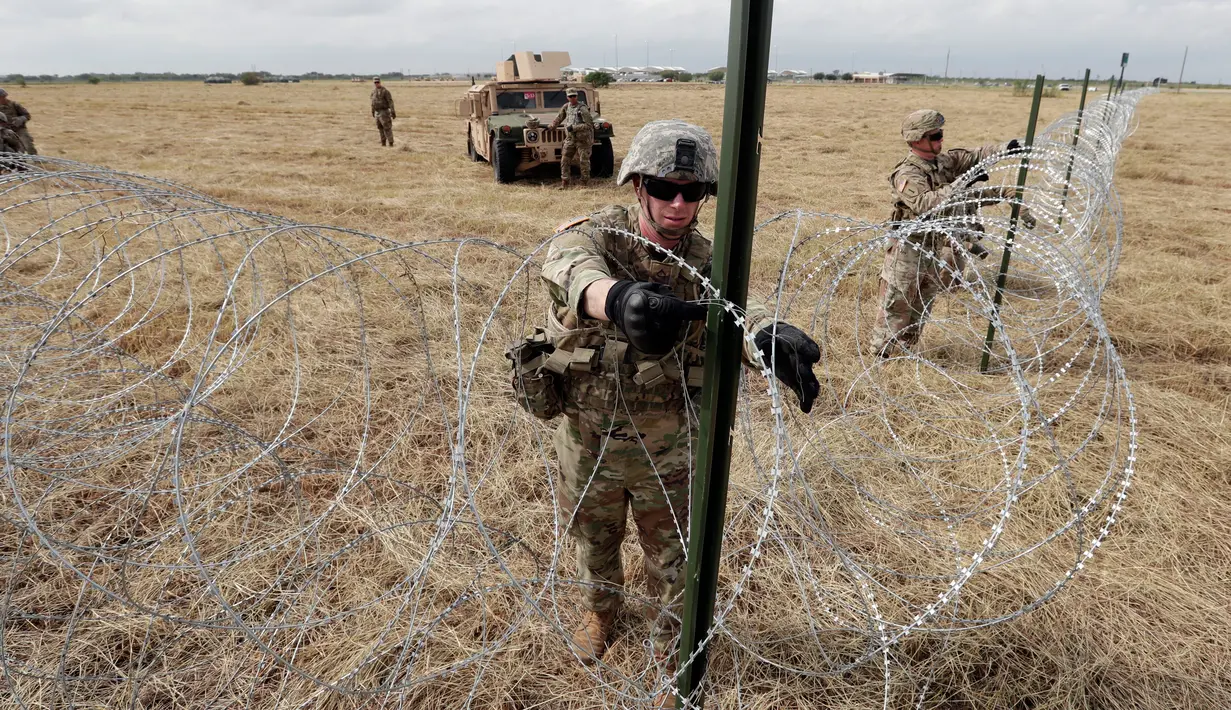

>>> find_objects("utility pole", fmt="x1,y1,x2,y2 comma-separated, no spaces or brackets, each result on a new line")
614,34,618,69
1177,45,1188,92
944,47,950,81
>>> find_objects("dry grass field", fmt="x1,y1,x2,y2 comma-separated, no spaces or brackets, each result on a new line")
4,79,1231,708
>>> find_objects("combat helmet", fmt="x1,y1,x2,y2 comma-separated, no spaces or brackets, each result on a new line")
617,120,719,194
901,109,945,142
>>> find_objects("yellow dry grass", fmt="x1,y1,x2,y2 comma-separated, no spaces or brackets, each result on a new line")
5,79,1230,708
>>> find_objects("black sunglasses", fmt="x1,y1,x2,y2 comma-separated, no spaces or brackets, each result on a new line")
924,130,944,141
642,177,710,203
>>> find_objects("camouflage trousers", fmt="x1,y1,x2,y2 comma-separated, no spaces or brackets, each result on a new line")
554,405,692,654
373,110,393,145
871,236,964,356
560,130,593,181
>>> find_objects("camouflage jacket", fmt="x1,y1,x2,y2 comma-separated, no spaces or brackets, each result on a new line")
0,101,31,127
549,103,594,132
370,86,394,113
888,144,1014,222
542,204,775,382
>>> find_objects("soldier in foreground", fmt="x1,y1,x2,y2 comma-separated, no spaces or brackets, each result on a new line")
548,87,593,188
527,120,820,707
369,78,396,147
872,109,1036,357
0,89,37,154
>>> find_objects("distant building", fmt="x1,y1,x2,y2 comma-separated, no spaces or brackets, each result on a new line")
851,72,926,84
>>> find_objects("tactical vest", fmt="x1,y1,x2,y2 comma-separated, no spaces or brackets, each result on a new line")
545,207,706,414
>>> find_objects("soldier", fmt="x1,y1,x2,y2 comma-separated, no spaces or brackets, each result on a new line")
370,77,396,147
535,120,820,707
548,87,594,188
0,88,37,155
872,109,1036,357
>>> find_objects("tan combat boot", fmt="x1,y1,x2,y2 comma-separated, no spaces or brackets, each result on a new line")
559,178,570,190
570,610,615,664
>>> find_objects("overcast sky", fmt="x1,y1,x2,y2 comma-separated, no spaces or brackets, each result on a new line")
1,0,1226,83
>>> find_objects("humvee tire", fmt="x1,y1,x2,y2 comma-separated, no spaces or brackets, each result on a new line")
492,137,517,184
590,138,614,179
467,130,483,162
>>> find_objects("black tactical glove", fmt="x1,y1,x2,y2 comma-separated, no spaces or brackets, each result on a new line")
968,170,990,185
754,323,821,414
1006,139,1023,154
605,280,707,356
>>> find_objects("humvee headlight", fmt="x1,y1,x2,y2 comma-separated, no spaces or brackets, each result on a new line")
525,130,539,142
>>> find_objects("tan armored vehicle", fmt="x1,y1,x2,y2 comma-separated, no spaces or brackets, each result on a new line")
459,51,615,183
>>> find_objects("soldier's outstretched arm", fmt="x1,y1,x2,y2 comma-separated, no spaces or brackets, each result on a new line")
541,229,613,317
947,140,1020,175
548,105,567,129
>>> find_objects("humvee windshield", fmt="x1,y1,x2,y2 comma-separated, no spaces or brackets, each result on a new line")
542,90,588,108
496,91,538,112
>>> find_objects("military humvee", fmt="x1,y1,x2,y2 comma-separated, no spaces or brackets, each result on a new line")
459,51,615,183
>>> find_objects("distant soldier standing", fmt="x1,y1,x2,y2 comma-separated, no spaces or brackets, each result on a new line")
872,109,1035,357
548,87,593,188
370,77,396,147
0,88,37,155
528,120,820,707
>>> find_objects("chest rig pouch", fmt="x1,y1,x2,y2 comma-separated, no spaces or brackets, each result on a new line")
505,328,564,420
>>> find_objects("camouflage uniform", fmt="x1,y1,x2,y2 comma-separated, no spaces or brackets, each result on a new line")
370,83,395,146
542,203,774,654
0,98,36,155
550,100,594,181
872,110,1017,355
0,113,24,154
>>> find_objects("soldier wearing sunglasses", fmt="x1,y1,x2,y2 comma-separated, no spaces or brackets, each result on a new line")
536,120,820,706
872,109,1035,357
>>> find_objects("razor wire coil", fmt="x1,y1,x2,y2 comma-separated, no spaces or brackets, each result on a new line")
0,89,1150,709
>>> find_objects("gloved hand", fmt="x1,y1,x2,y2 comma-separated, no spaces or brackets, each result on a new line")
968,170,989,185
391,112,396,120
12,116,26,128
605,280,708,356
754,323,821,414
1006,138,1023,154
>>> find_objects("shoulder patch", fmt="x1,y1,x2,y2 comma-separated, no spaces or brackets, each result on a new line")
895,177,911,194
554,216,590,233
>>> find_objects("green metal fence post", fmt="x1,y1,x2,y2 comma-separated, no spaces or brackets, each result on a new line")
980,74,1044,373
675,0,773,707
1055,68,1091,231
1116,52,1129,95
